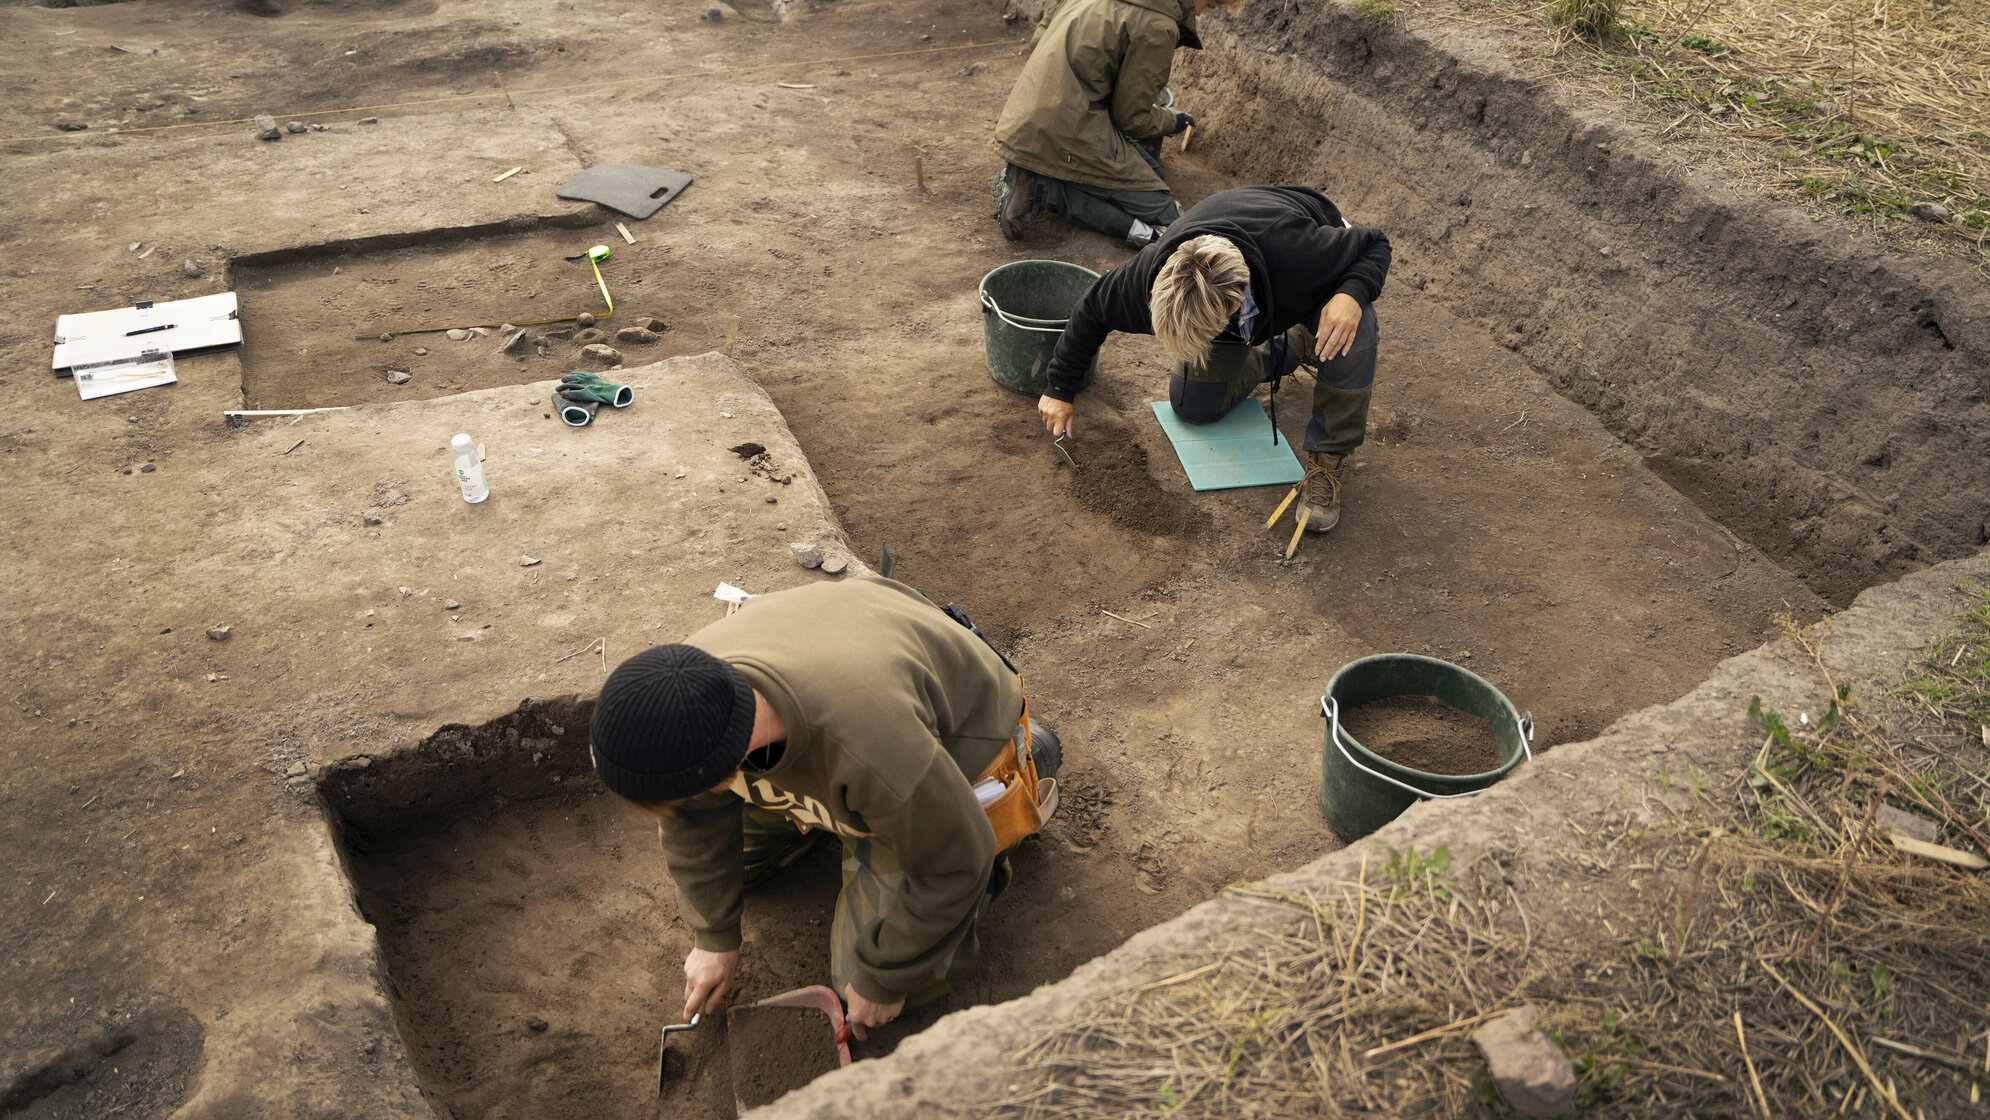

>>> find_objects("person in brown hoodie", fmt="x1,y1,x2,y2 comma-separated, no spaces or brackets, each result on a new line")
588,576,1060,1038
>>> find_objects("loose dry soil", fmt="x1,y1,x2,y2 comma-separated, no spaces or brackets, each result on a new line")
726,1005,839,1111
1,0,1983,1117
1336,694,1500,777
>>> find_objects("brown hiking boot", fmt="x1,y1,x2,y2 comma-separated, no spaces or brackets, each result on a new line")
1300,451,1345,533
994,166,1035,241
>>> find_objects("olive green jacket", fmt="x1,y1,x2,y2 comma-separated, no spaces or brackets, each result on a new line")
662,577,1024,1003
994,0,1201,192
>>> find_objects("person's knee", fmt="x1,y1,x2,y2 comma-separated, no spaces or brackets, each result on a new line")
1168,374,1228,425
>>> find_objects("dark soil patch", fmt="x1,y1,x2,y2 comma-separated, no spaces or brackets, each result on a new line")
726,1005,840,1110
1065,418,1210,538
1338,695,1500,776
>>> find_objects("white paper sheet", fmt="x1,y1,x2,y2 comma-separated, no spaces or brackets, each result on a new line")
73,352,176,400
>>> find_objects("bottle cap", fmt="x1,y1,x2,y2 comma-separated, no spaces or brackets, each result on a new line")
451,433,474,454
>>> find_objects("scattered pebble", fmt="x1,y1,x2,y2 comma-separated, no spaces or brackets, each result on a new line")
385,370,412,385
526,1016,549,1032
442,599,461,611
140,463,156,473
413,347,428,356
56,120,87,132
446,329,470,341
1473,1007,1575,1118
519,555,542,567
311,123,328,132
535,338,551,358
1910,202,1955,224
468,327,488,338
362,510,384,525
581,343,624,365
378,333,394,343
1876,804,1938,843
576,313,597,328
821,555,848,575
285,120,306,134
634,316,669,333
1518,150,1533,167
286,761,307,777
615,326,658,344
573,328,604,345
206,625,233,641
252,114,282,141
702,6,723,21
503,331,530,355
182,259,204,278
776,523,787,531
359,116,379,125
791,543,824,569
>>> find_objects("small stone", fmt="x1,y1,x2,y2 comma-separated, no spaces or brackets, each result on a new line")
1598,246,1612,257
378,333,394,343
503,330,530,355
634,316,668,332
312,123,328,131
170,769,185,780
1909,202,1955,224
285,120,306,134
573,328,603,345
615,326,658,344
1875,804,1938,844
413,347,428,355
535,338,550,358
446,329,469,341
442,599,461,611
252,114,282,141
1519,150,1533,167
580,343,624,365
500,324,518,333
359,117,379,124
702,6,723,20
519,555,542,567
286,761,307,777
526,1016,549,1032
56,121,87,132
182,259,205,278
791,543,824,569
575,312,597,328
206,625,233,641
821,555,848,575
362,511,384,526
385,370,412,385
1473,1007,1576,1118
139,463,156,473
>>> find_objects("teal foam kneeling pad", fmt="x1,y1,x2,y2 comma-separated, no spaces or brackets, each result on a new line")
1149,399,1305,491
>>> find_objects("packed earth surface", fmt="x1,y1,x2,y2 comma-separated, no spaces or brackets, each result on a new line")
2,0,1985,1117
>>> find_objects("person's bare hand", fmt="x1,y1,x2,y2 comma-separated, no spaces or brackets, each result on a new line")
683,948,739,1020
840,984,905,1042
1315,293,1363,362
1038,394,1075,437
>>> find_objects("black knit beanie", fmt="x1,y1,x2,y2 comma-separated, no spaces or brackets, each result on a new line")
589,644,755,803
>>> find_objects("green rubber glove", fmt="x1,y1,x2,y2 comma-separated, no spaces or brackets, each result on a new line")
559,371,634,409
553,388,598,427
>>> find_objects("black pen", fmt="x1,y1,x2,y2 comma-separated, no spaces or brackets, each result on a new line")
126,323,176,336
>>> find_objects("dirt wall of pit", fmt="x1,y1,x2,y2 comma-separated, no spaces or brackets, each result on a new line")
1012,0,1990,606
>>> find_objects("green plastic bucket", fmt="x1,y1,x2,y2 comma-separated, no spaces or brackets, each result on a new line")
978,260,1100,396
1318,654,1535,841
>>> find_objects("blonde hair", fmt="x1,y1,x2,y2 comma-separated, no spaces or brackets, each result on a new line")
1150,235,1250,369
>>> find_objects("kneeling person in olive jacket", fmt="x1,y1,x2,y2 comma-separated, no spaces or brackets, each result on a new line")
1037,185,1391,534
589,577,1060,1039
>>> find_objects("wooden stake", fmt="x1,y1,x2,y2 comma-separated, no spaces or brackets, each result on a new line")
1284,508,1309,560
492,166,523,183
616,222,636,245
1180,124,1195,152
1266,485,1299,529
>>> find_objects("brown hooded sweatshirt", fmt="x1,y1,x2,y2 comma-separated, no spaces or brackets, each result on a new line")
663,576,1024,1003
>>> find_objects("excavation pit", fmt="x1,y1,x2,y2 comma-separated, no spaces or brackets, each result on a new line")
233,226,712,410
320,707,1118,1120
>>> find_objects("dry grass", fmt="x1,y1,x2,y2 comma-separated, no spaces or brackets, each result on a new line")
1447,0,1990,250
982,611,1990,1117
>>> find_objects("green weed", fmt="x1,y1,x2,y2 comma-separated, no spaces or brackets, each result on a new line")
1352,0,1394,20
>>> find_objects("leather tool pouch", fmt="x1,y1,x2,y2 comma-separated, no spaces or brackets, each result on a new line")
973,696,1058,851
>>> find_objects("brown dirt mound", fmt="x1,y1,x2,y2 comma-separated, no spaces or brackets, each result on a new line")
1338,694,1500,776
727,1005,839,1110
1064,420,1210,539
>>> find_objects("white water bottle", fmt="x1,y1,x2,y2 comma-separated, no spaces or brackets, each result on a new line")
451,433,489,504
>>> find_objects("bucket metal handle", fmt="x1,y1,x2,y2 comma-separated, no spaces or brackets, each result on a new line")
1321,695,1533,803
981,292,1068,334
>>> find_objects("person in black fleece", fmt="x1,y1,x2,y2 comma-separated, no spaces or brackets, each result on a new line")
1036,185,1390,533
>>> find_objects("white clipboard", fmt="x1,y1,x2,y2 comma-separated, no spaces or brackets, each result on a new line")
53,292,242,373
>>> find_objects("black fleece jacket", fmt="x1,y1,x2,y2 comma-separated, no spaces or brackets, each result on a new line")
1042,186,1392,401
